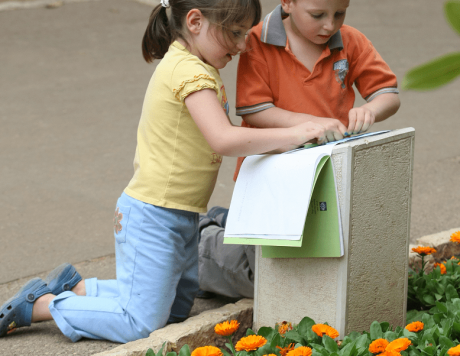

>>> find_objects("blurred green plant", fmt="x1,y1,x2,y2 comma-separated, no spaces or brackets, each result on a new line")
402,0,460,90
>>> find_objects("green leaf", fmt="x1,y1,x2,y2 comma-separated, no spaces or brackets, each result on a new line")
165,352,178,356
255,343,273,356
445,0,460,35
258,327,275,340
298,317,316,337
402,52,460,90
436,302,448,314
446,285,459,302
146,349,156,356
383,331,397,342
423,294,436,306
285,331,304,344
355,334,369,349
220,348,232,356
246,328,256,336
323,335,339,353
370,321,383,340
179,345,191,356
271,334,282,350
339,343,357,356
439,335,455,348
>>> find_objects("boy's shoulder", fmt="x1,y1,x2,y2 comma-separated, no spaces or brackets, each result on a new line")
339,24,373,50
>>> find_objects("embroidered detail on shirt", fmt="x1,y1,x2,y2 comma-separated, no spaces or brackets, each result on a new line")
113,207,123,235
220,84,229,115
211,152,223,165
333,59,349,89
173,74,216,100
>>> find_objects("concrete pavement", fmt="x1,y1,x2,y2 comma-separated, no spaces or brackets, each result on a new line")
0,0,459,354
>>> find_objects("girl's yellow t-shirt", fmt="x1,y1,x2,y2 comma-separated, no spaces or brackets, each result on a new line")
124,41,228,213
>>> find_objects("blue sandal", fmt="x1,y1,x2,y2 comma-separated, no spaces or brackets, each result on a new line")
0,278,51,337
44,263,82,295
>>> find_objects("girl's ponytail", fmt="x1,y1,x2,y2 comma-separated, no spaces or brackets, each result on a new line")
142,4,172,62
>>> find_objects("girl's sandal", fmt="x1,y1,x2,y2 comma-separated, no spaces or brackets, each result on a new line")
44,263,82,295
0,278,51,337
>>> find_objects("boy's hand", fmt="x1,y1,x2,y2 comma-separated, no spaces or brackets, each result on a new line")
348,106,376,135
305,116,347,143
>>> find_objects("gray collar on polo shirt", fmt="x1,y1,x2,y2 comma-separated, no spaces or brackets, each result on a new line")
260,4,344,51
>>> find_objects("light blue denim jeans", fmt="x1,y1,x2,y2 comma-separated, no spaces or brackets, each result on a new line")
48,192,199,343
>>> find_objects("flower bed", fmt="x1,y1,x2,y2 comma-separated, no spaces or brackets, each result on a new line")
146,231,460,356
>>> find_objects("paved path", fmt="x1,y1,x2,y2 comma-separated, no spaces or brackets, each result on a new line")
0,0,459,354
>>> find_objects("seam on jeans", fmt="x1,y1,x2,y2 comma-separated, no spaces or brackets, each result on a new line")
124,204,144,312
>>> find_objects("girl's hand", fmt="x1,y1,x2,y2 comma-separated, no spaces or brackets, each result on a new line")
348,106,376,135
290,121,327,146
304,116,347,143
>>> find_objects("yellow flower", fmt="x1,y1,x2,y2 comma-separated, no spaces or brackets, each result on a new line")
451,231,460,244
277,343,296,356
286,347,313,356
434,262,447,274
235,335,267,351
191,346,223,356
214,320,240,336
448,345,460,356
369,339,390,354
412,246,437,256
311,324,339,339
405,321,424,332
386,338,412,352
278,321,293,336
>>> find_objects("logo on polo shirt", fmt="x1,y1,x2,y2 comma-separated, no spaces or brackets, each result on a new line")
333,59,349,89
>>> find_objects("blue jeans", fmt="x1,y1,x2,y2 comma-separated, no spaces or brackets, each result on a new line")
49,193,199,343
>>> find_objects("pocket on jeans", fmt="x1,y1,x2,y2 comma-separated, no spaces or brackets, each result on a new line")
113,203,131,244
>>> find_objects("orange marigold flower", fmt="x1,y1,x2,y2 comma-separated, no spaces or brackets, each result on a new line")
277,343,296,356
448,345,460,356
214,320,240,336
235,335,267,351
286,346,313,356
451,231,460,244
278,321,293,336
451,256,459,260
312,324,339,339
191,346,223,356
379,351,402,356
263,354,278,356
405,321,424,332
386,338,412,352
412,246,437,256
369,339,390,354
434,262,447,274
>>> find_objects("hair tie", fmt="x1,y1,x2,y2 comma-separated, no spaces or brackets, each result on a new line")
160,0,170,8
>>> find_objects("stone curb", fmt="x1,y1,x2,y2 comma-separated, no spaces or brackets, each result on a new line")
93,298,253,356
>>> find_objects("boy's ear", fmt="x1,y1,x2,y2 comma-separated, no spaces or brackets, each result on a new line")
186,9,204,34
280,0,294,13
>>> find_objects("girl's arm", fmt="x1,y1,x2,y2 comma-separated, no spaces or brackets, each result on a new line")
243,107,348,142
185,89,326,157
348,93,400,134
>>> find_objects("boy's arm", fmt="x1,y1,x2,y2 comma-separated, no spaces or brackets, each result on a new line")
243,107,348,142
348,93,400,134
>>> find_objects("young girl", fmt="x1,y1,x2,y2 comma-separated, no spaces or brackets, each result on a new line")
0,0,326,343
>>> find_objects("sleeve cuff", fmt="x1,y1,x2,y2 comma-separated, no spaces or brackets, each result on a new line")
235,102,275,116
366,87,399,102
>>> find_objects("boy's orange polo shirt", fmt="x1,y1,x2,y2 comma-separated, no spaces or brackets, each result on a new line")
234,5,399,180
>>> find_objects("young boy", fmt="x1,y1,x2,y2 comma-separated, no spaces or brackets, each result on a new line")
198,0,400,299
234,0,400,179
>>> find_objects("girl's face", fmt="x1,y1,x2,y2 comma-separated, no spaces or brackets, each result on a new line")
194,18,253,69
283,0,349,46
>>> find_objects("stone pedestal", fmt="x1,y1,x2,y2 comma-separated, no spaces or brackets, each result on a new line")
253,128,415,336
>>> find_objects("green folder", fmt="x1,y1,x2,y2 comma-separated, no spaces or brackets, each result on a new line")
223,156,343,258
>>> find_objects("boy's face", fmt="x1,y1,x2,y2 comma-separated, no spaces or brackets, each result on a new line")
282,0,350,46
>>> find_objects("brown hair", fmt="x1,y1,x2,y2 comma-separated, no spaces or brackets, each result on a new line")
142,0,261,62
